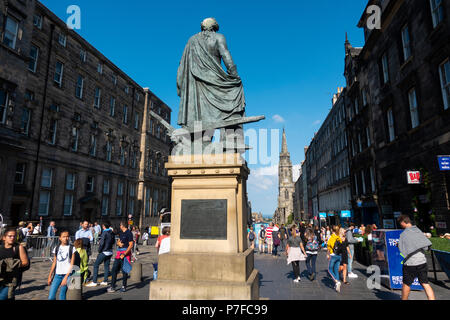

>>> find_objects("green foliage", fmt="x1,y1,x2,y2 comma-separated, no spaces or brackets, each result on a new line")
430,237,450,253
287,214,293,225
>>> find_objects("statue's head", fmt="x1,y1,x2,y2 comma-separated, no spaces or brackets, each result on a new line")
201,18,219,32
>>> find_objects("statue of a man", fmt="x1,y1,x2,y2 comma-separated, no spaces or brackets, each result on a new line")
177,18,245,129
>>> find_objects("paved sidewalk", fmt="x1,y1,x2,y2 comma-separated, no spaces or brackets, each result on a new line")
16,243,158,300
14,246,449,300
256,248,449,300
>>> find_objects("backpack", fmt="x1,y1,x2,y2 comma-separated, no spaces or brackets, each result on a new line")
16,228,24,243
259,229,266,238
80,238,92,256
249,231,255,241
54,244,74,263
305,236,320,251
8,244,30,289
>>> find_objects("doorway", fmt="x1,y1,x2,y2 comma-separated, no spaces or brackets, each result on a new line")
10,203,23,226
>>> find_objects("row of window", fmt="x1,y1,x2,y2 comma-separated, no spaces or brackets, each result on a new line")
317,159,350,192
37,168,140,217
30,12,141,98
350,127,371,157
354,167,376,197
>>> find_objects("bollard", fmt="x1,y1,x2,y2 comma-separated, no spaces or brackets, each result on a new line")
66,273,82,300
130,262,143,282
66,288,82,300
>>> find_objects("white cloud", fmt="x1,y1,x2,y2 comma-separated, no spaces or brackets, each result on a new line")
293,164,302,182
272,114,285,123
252,164,278,177
248,165,278,191
312,120,321,126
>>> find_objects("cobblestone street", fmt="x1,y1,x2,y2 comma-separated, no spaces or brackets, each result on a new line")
14,245,449,300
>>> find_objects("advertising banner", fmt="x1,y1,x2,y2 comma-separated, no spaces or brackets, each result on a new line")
407,171,421,184
384,230,424,290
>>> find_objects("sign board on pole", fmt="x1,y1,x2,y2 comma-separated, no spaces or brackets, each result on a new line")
384,230,423,291
407,171,421,184
438,156,450,171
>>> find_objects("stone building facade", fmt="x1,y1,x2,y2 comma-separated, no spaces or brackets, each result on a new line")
301,89,352,227
293,164,303,224
348,0,450,232
0,0,172,232
273,129,294,225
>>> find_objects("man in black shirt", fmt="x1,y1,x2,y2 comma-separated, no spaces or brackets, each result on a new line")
107,220,134,293
279,224,287,252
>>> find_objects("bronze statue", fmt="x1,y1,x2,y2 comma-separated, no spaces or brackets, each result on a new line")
177,18,245,129
152,18,264,154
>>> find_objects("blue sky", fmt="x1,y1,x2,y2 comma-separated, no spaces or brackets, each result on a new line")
42,0,367,218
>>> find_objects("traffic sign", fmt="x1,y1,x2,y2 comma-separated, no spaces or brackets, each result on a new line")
438,156,450,171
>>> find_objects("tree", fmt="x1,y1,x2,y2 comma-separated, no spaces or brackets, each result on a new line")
287,213,294,225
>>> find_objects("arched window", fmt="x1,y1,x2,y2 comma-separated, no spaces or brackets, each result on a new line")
285,190,289,200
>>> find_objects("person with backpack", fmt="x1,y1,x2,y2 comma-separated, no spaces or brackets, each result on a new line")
272,224,281,258
47,230,76,300
258,226,266,254
397,215,435,300
0,227,30,300
327,226,342,293
86,222,115,287
304,228,320,281
247,226,256,250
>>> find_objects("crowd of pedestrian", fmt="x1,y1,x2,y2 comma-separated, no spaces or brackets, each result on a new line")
247,218,436,300
0,217,161,300
0,214,438,300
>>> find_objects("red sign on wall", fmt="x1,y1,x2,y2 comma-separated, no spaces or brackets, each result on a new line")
407,171,421,184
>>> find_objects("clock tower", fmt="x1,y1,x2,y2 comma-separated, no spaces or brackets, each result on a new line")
274,129,294,225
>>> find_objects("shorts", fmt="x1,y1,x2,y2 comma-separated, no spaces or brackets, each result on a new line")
340,253,348,266
402,263,428,286
266,238,273,246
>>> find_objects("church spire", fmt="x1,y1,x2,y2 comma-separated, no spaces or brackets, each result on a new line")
345,32,352,56
281,128,288,155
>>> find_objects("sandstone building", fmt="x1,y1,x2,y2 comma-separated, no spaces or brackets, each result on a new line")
0,0,172,232
273,129,294,225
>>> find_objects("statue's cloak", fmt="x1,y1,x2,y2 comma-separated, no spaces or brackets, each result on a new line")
177,32,245,128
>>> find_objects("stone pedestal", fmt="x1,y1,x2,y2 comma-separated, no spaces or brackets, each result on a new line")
149,153,259,300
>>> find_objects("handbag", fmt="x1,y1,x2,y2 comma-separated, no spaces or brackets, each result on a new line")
122,257,132,274
273,236,281,246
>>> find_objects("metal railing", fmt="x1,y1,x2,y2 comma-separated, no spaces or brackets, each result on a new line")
24,236,139,262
